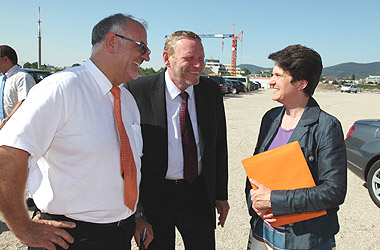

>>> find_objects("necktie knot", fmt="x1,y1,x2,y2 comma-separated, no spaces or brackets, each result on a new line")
111,86,120,99
179,91,189,102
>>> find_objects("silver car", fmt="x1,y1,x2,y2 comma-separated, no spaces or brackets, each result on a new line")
345,119,380,207
341,83,358,93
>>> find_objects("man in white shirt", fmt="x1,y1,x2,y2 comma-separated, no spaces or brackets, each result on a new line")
0,13,152,250
0,45,36,129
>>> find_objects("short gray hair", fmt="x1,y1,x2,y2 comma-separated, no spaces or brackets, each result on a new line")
164,30,201,56
91,13,147,46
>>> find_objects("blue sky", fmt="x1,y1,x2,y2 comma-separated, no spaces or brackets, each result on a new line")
2,0,380,70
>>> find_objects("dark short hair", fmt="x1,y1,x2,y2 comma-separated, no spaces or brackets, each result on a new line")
268,44,322,96
91,13,147,46
0,45,18,65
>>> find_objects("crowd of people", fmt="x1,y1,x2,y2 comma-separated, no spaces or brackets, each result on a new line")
0,13,346,250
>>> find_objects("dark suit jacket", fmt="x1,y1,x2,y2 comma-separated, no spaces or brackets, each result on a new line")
245,97,347,249
126,70,228,225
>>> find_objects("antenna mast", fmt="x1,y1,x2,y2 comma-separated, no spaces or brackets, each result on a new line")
38,6,42,68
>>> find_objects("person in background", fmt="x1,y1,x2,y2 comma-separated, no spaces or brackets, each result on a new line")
0,13,152,250
245,44,347,250
0,45,36,129
126,30,229,250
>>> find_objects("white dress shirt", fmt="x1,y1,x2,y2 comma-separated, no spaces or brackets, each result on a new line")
0,59,142,223
2,65,36,116
164,71,202,180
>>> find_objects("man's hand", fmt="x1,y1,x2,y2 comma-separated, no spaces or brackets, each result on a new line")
18,214,76,250
215,200,229,227
134,216,153,249
249,178,276,224
0,146,74,249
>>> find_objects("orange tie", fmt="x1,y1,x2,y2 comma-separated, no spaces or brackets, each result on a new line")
111,86,137,211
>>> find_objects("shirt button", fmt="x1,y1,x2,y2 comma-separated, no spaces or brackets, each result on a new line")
308,155,314,161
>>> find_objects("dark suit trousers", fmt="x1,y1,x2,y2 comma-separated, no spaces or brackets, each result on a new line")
145,175,215,250
28,213,135,250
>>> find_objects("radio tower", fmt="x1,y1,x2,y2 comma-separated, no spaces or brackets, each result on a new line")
38,6,42,68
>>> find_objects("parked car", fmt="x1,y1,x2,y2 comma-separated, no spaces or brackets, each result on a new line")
255,81,262,89
225,79,245,94
203,75,229,95
225,80,233,94
23,68,52,83
226,81,233,93
248,81,256,91
223,76,249,92
345,119,380,207
341,83,358,93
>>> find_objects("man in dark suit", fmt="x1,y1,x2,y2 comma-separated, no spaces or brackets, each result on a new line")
126,30,229,250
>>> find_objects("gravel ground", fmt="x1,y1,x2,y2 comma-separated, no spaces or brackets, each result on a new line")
1,87,379,249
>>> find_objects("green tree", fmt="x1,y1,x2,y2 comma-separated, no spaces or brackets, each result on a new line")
351,74,356,80
139,67,156,75
242,68,251,76
31,62,38,69
23,62,32,68
39,64,47,70
72,63,81,67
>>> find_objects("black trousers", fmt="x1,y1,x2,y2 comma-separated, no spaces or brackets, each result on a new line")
144,176,215,250
28,213,135,250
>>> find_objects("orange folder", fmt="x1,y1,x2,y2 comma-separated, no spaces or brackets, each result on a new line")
242,141,326,227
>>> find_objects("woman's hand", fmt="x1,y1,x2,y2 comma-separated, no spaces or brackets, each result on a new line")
249,179,276,224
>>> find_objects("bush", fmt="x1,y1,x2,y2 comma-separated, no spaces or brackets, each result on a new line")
358,84,380,90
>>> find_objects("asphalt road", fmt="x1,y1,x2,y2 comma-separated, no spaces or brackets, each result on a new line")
1,87,379,249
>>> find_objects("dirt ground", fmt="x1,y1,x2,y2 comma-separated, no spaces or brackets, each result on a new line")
1,86,379,249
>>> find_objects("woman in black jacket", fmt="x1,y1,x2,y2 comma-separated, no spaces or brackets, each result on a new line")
246,45,347,250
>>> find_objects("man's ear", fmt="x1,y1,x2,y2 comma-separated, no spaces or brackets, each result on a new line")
298,79,308,90
163,51,171,67
104,32,117,53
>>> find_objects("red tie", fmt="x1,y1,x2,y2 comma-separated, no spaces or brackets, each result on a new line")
111,87,137,211
179,91,198,183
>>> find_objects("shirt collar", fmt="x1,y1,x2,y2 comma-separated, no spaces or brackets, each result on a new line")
164,70,194,100
83,58,114,95
5,65,20,78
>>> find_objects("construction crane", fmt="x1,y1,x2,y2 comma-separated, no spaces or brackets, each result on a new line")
165,25,243,76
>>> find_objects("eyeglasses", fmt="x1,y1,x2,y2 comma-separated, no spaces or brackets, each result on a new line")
115,33,151,55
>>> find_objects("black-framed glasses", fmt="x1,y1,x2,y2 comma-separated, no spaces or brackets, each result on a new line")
115,33,151,55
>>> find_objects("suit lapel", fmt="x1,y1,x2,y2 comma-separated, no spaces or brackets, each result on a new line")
288,97,320,143
194,82,206,158
149,71,168,154
260,108,283,152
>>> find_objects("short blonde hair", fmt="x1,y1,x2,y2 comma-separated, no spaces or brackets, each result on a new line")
164,30,201,56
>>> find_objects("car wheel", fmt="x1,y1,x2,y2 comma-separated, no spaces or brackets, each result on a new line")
367,160,380,208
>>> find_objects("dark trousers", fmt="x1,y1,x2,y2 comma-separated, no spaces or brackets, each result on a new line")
28,213,135,250
145,176,215,250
